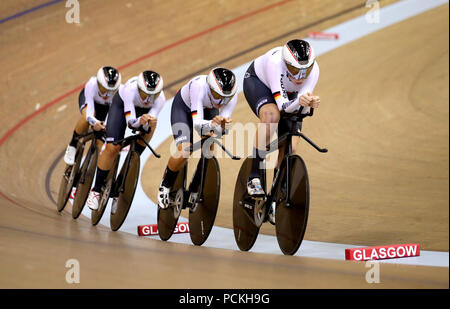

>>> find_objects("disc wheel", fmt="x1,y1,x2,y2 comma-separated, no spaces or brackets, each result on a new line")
232,157,266,252
56,144,84,212
110,151,140,231
91,156,119,226
72,143,98,219
274,155,310,255
189,157,220,246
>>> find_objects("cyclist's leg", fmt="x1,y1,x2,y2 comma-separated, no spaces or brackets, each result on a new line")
65,90,90,165
92,94,125,194
243,62,279,194
254,103,280,171
158,91,193,207
161,91,193,188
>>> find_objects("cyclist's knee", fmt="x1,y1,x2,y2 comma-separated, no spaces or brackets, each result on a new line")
103,143,121,157
259,104,280,124
75,116,89,134
176,142,192,159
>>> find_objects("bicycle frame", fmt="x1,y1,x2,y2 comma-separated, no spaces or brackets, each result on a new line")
78,130,105,185
264,108,327,208
112,131,161,195
185,133,240,206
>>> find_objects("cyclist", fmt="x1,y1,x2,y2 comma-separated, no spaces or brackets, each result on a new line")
243,39,321,198
86,70,166,210
63,66,122,165
157,67,238,209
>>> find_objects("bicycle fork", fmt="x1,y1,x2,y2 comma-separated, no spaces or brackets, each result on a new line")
114,143,134,197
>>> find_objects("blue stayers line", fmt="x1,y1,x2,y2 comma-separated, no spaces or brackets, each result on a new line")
0,0,64,25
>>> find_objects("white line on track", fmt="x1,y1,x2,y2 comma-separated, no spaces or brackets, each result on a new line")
57,104,67,112
78,0,449,267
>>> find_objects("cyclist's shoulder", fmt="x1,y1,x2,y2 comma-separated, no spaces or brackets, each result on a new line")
189,75,207,86
123,76,138,87
259,47,284,72
156,90,166,103
188,75,209,96
84,76,97,88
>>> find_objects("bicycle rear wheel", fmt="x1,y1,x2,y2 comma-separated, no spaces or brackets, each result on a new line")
110,151,140,231
158,164,186,241
189,157,220,246
56,144,84,212
91,156,119,225
274,155,310,255
72,142,98,219
233,157,264,251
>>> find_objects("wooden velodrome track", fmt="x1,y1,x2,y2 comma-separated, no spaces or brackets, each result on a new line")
0,0,448,288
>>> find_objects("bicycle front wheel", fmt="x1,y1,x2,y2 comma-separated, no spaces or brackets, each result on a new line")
274,155,310,255
91,156,119,226
189,157,220,246
110,151,140,231
56,144,84,212
72,143,98,219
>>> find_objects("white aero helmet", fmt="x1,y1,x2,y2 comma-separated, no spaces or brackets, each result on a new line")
96,66,121,91
137,70,163,95
207,67,237,97
282,39,316,70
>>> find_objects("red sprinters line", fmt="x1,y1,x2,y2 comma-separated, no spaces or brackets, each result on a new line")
0,0,292,148
0,86,84,147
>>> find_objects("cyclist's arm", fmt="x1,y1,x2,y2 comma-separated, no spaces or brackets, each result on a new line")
265,60,295,112
271,63,320,114
190,82,215,135
298,63,320,113
148,91,166,118
84,79,100,126
123,93,141,130
219,94,237,119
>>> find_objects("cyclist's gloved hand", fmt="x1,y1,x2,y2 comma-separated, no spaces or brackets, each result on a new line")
140,123,151,134
299,92,314,107
138,114,156,134
211,116,232,136
309,96,320,108
93,121,106,132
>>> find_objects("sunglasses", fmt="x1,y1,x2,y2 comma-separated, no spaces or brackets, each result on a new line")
138,88,160,104
209,90,232,107
286,63,314,80
97,82,117,97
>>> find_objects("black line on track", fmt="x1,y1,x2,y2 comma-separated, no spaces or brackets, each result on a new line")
163,1,371,92
2,223,447,288
46,149,65,205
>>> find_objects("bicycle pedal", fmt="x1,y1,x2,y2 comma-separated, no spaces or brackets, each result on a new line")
188,202,199,213
253,199,266,228
111,198,119,215
268,202,276,225
188,193,199,211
